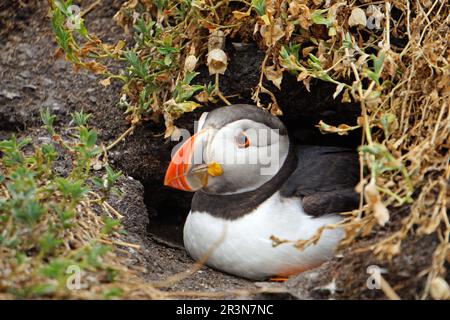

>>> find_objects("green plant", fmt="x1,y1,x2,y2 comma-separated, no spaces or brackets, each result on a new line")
0,110,125,298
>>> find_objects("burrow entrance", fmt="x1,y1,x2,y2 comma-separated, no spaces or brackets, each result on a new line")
142,44,362,247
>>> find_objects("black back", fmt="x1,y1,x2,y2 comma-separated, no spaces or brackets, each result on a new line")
280,145,359,216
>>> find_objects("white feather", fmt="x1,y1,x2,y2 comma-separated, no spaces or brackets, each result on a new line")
196,112,209,133
183,191,343,280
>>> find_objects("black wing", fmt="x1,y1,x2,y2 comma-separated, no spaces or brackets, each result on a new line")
280,145,360,217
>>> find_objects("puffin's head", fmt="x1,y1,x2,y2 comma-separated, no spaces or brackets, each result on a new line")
164,104,289,195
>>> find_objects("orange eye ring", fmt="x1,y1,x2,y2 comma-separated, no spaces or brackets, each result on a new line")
236,132,250,148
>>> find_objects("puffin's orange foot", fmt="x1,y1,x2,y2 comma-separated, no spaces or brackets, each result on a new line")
269,276,289,283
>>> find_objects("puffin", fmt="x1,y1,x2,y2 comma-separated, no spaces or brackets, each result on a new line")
164,104,359,280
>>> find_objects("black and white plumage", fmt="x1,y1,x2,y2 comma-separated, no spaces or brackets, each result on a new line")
164,104,359,280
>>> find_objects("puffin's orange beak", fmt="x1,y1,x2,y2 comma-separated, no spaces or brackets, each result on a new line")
164,130,209,191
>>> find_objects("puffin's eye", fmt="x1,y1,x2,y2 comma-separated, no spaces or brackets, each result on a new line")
235,132,250,148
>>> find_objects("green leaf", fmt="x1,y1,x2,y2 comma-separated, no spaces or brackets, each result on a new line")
78,127,97,148
72,110,91,126
105,165,122,187
307,53,324,72
40,107,56,135
83,243,110,268
287,44,301,60
157,46,178,56
12,200,44,226
16,252,26,265
311,10,332,27
102,216,120,234
366,70,379,85
39,232,63,255
367,52,385,85
0,136,31,166
184,71,199,84
92,176,104,188
103,287,123,300
153,0,168,11
86,130,97,148
41,259,71,279
173,72,204,103
56,178,87,200
373,52,385,75
57,208,75,228
124,50,150,79
251,0,265,16
50,9,71,52
41,144,57,162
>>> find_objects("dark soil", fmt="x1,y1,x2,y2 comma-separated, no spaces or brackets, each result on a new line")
0,0,436,299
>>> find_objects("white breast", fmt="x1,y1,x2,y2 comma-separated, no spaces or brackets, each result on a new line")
183,192,344,280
